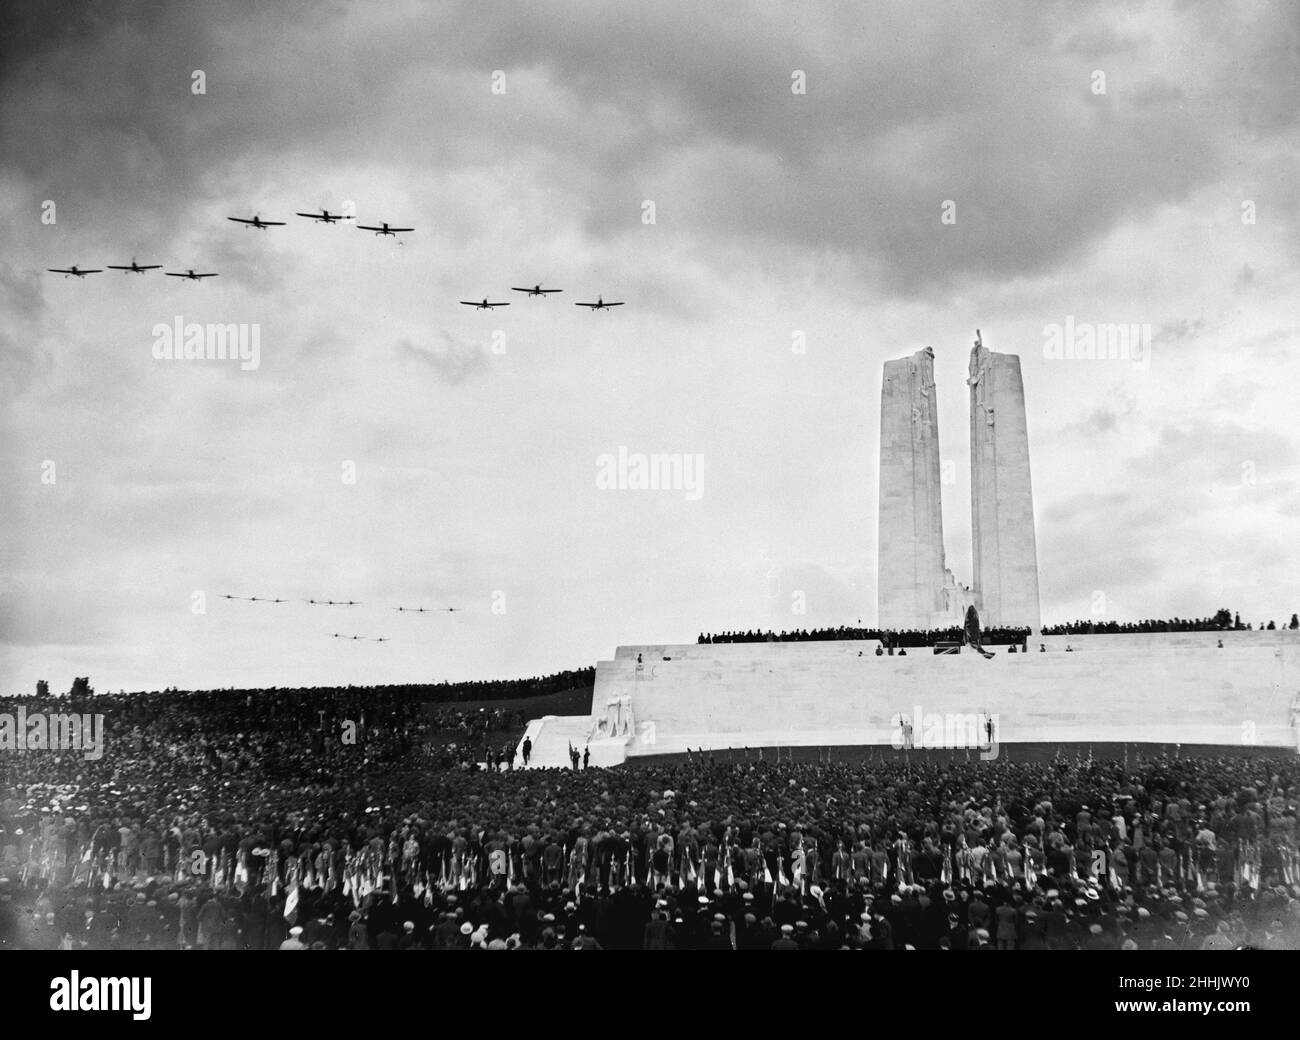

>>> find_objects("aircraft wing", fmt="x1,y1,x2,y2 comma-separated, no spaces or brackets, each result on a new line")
356,225,384,231
296,212,325,219
575,302,599,307
138,265,162,269
605,302,625,306
193,273,219,278
228,217,254,224
459,301,480,306
48,269,75,274
164,272,188,277
386,227,413,232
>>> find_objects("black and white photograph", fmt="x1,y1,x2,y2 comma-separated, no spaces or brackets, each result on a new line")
1,0,1298,1004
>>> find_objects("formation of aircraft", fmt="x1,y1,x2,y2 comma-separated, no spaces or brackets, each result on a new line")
296,209,350,224
47,208,629,320
229,593,459,611
224,590,471,646
465,286,627,310
106,259,162,274
165,269,219,281
47,265,101,278
228,214,286,230
356,221,413,237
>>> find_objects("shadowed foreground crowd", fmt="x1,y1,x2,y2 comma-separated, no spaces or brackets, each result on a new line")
3,686,1298,950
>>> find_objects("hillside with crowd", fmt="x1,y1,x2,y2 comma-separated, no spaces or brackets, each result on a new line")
2,676,1297,950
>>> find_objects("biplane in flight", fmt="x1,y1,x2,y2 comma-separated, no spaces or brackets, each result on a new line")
575,296,624,310
296,209,350,224
356,221,413,237
228,214,286,230
106,259,162,273
512,284,562,296
166,269,219,281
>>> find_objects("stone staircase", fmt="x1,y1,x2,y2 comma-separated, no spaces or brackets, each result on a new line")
516,714,596,769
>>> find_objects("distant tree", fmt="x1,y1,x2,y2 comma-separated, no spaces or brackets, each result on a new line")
1267,619,1276,630
1234,612,1243,630
36,679,49,697
1290,614,1299,630
68,676,93,697
1213,608,1233,630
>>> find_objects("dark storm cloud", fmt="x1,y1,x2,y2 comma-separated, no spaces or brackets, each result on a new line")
191,223,290,295
397,333,489,386
3,2,1299,689
6,1,1297,297
0,331,52,401
1127,419,1298,486
0,262,45,322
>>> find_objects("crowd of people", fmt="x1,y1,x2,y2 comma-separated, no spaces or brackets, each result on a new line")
699,611,1300,645
78,668,596,706
698,626,1032,648
1042,611,1299,636
3,690,1298,949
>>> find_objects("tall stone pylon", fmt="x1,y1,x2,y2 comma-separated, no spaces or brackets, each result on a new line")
968,332,1041,630
878,347,948,629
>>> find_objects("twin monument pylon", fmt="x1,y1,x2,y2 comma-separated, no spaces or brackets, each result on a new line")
878,332,1041,632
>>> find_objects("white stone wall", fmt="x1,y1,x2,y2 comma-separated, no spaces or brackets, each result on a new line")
587,639,1299,757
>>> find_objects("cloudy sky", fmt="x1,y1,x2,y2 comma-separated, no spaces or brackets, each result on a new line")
1,0,1297,695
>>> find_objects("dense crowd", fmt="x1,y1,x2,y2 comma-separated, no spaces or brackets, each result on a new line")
1042,611,1299,636
77,668,596,705
3,684,1298,950
698,626,1032,648
698,611,1300,644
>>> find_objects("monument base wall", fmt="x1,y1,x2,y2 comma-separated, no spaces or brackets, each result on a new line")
518,634,1300,767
